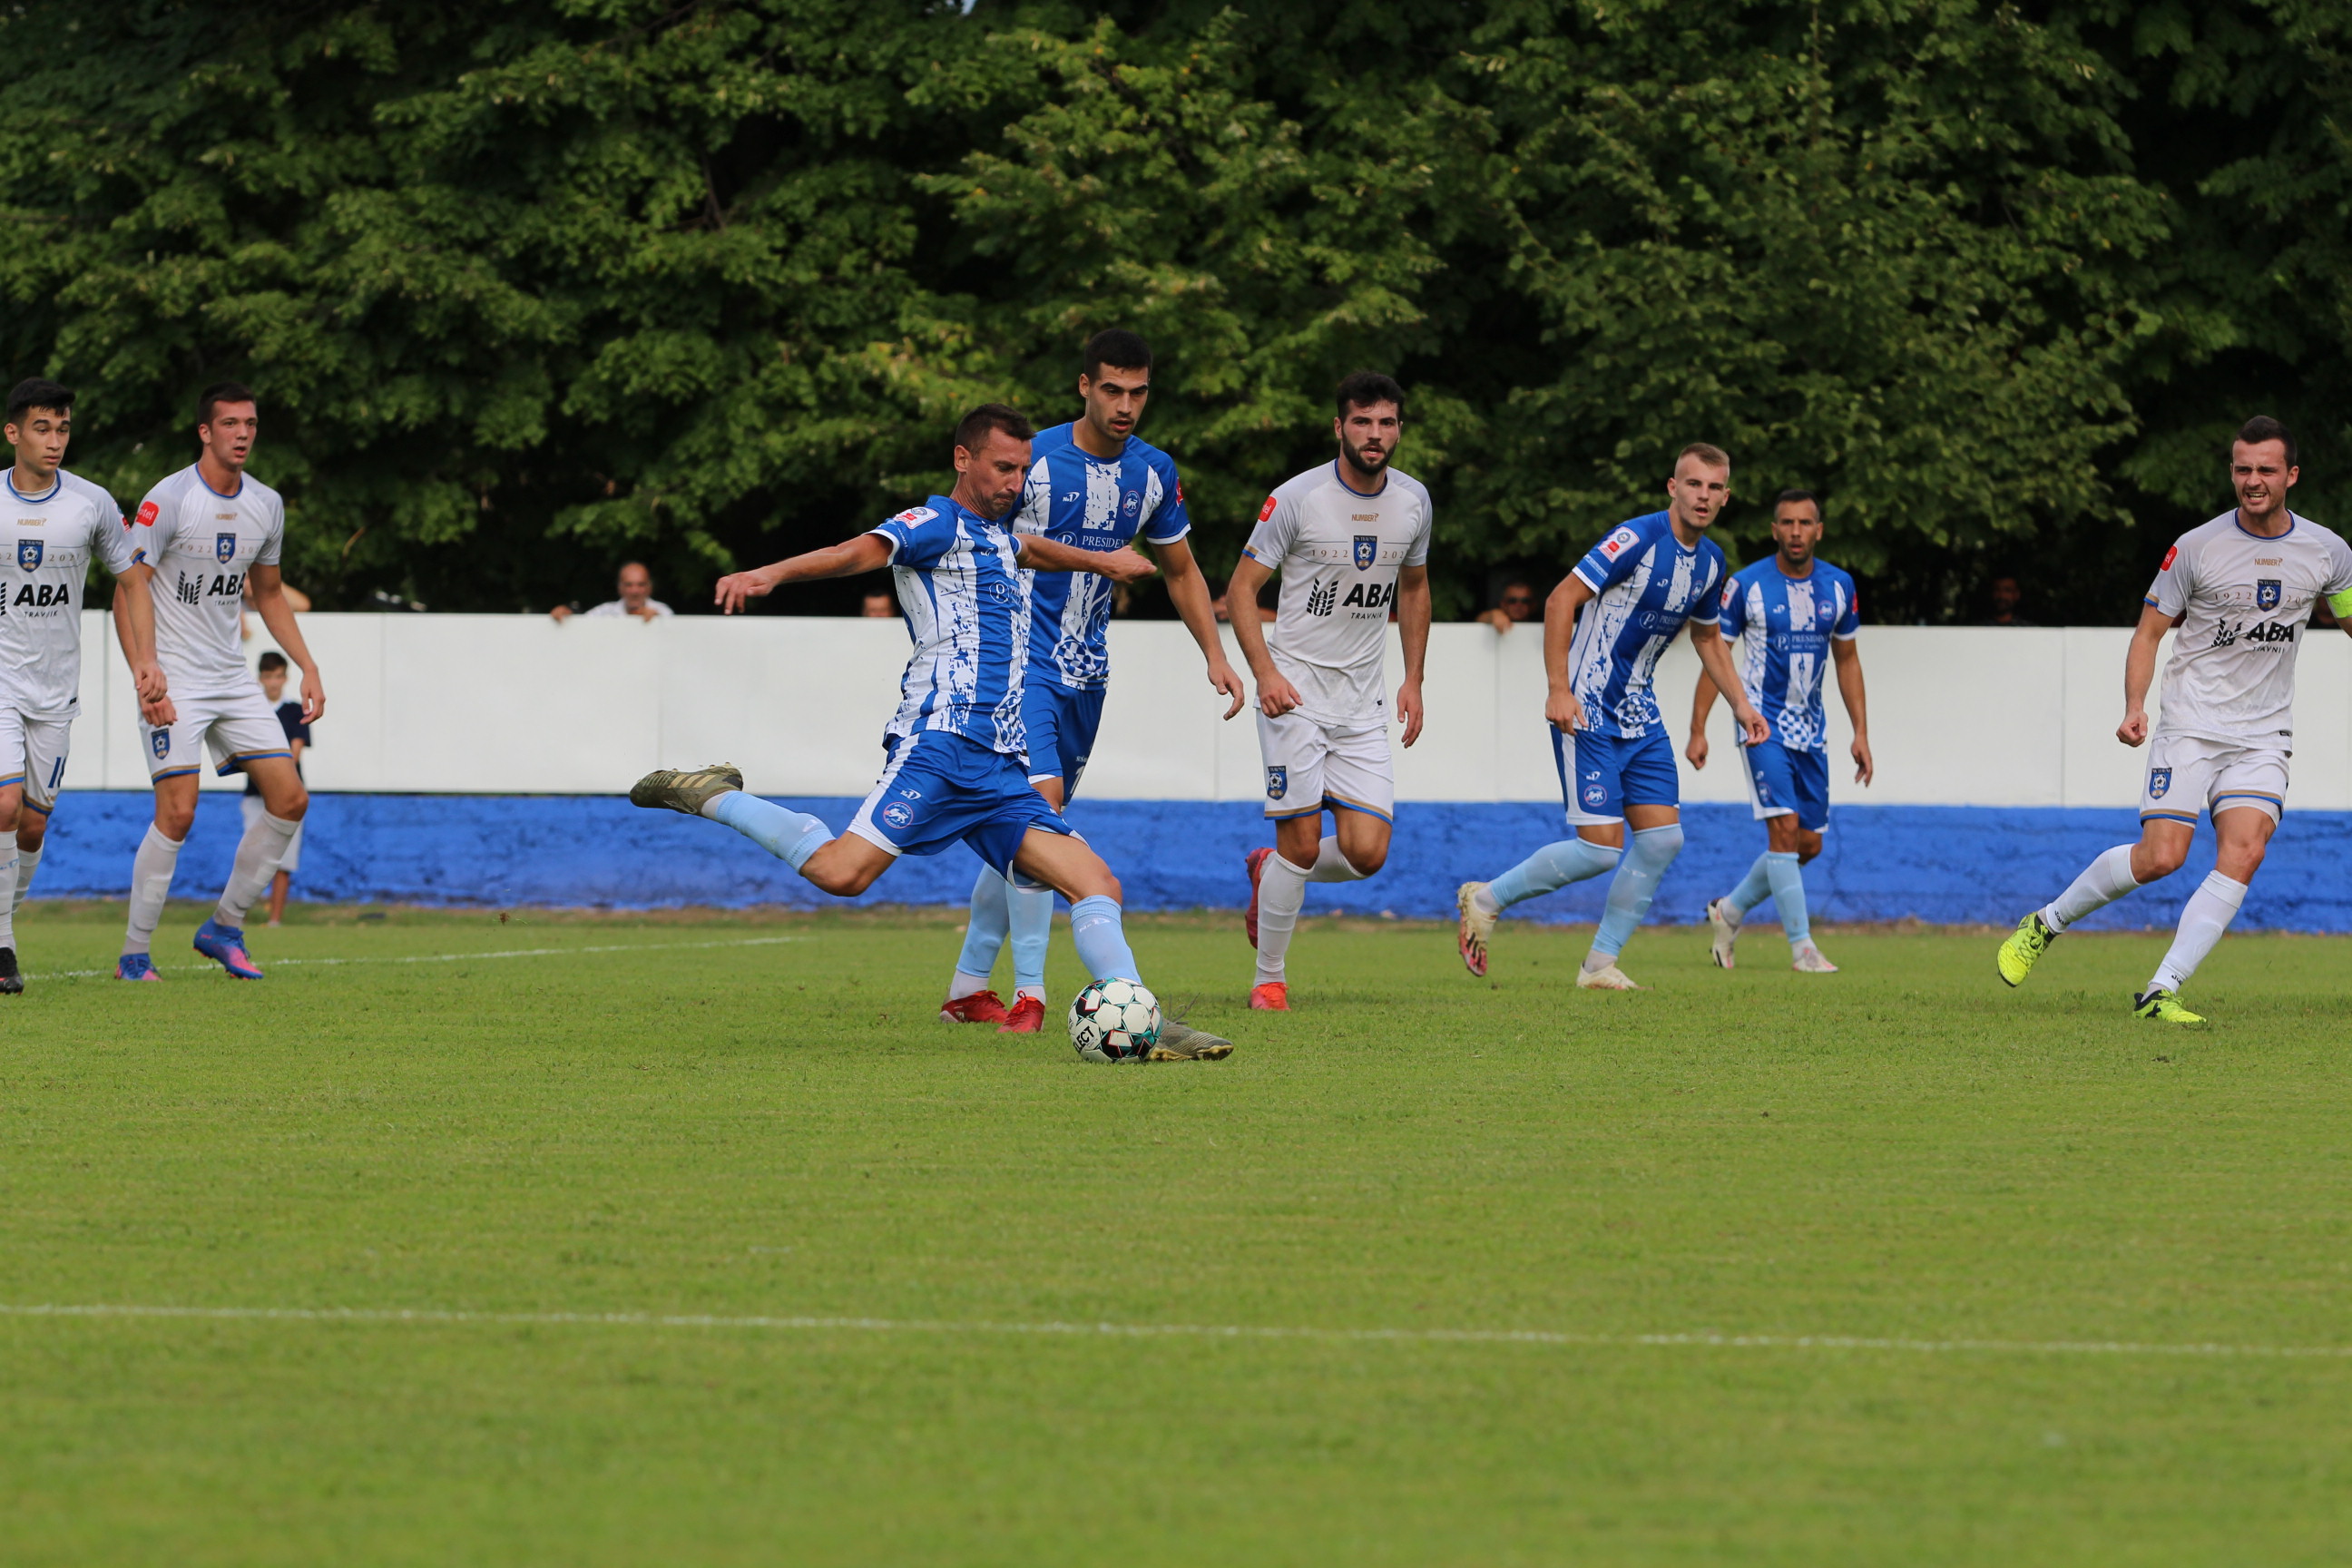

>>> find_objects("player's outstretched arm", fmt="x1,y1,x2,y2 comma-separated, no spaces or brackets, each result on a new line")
713,534,897,614
1689,621,1769,746
1542,573,1597,731
1686,669,1719,769
1014,536,1158,583
109,564,175,726
2117,603,2179,747
1150,536,1246,720
1395,564,1430,747
247,565,326,724
1831,638,1872,785
1224,554,1300,718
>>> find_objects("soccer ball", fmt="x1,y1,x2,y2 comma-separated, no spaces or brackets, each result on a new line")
1068,978,1162,1063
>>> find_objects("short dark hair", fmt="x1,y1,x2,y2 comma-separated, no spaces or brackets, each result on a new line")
2235,415,2297,469
199,381,257,427
6,378,73,424
257,651,289,673
1336,370,1406,421
1774,487,1823,522
1676,441,1731,472
1083,329,1152,380
953,403,1034,455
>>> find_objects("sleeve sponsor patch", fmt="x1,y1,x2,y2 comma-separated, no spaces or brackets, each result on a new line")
1258,495,1278,523
2160,544,2178,571
891,506,937,526
132,500,157,528
1598,526,1640,559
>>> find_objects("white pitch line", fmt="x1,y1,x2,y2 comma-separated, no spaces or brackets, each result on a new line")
0,1302,2345,1361
28,934,801,981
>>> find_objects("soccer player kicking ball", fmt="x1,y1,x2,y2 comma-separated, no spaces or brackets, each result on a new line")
1998,416,2352,1024
1455,444,1769,989
938,331,1244,1034
114,383,325,982
631,405,1232,1061
1226,372,1434,1012
0,379,151,993
1687,488,1874,973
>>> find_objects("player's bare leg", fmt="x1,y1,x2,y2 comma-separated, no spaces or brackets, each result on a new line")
1252,805,1386,1009
190,755,307,979
0,781,26,993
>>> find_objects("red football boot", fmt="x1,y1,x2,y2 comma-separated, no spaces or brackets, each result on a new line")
939,989,1010,1024
1244,847,1273,947
998,995,1045,1034
1248,981,1289,1011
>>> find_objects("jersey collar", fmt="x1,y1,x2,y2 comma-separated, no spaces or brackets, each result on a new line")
1332,459,1388,499
5,471,59,504
2232,507,2296,541
196,463,244,499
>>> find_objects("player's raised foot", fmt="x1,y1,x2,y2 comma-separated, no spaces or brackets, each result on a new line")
1706,898,1741,969
1455,881,1495,977
115,953,162,982
628,763,745,816
1149,1019,1235,1061
1248,981,1289,1011
1995,911,2056,987
192,918,264,979
0,947,21,995
939,989,1009,1025
2133,988,2206,1025
1243,847,1272,947
997,995,1045,1034
1575,962,1643,992
1790,941,1838,974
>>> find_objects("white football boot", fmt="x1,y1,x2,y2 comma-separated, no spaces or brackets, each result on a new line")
1790,941,1839,974
1706,897,1741,969
1575,962,1644,991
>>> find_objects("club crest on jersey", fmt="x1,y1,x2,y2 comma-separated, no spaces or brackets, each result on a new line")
2148,767,2171,800
1122,492,1141,517
880,801,914,830
151,727,171,760
1265,765,1288,800
215,532,237,564
15,539,40,571
2258,579,2282,611
1353,535,1377,571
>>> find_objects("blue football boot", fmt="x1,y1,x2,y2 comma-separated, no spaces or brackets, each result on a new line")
115,953,162,982
192,918,264,979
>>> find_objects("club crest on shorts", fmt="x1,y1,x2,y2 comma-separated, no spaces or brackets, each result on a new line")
150,727,171,760
215,532,237,564
15,538,40,571
880,801,914,830
2148,767,2171,799
2257,579,2282,611
1352,535,1377,571
1265,765,1288,800
1580,770,1608,808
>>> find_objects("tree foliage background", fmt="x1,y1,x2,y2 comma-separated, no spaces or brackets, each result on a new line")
0,0,2345,623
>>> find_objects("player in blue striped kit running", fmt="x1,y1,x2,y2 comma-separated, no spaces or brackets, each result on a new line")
1455,443,1769,989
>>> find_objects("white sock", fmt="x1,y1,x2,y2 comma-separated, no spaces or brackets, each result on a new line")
2151,872,2247,994
1254,849,1312,985
15,843,40,916
2042,844,2141,934
215,811,300,927
124,825,184,956
1306,835,1367,884
947,969,994,1001
0,830,16,949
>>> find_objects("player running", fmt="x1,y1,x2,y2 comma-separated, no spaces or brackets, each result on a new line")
1996,416,2352,1024
0,380,149,993
113,382,325,981
1687,488,1874,973
1226,372,1432,1012
1455,444,1769,989
939,330,1244,1034
630,404,1232,1061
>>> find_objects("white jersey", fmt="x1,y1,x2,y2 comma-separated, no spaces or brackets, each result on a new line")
2146,509,2352,747
1240,461,1434,725
130,465,286,701
0,469,134,717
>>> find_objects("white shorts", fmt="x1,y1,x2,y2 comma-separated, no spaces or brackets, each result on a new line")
140,688,291,783
0,707,73,814
240,793,303,873
2140,734,2288,827
1256,709,1394,823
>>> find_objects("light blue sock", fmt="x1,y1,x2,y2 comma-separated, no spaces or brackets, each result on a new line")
1487,838,1622,910
1590,823,1684,961
1069,894,1141,983
1765,851,1809,945
1725,851,1775,915
954,865,1013,980
1009,884,1054,994
707,791,832,871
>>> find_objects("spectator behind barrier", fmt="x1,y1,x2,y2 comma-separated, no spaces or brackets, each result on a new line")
553,562,672,622
860,589,897,618
1984,575,2035,627
245,651,312,927
1476,578,1540,633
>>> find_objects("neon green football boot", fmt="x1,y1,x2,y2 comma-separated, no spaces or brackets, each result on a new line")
1995,911,2057,987
2133,988,2206,1024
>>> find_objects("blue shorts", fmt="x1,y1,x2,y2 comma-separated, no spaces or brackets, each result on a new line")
848,730,1076,877
1556,728,1680,826
1742,742,1829,832
1022,680,1105,797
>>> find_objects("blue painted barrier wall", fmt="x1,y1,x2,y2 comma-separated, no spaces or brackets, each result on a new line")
29,792,2352,930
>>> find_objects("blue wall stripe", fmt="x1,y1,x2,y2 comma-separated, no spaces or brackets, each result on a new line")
24,792,2352,932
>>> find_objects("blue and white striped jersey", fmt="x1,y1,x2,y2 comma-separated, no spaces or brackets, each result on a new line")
1566,510,1730,739
1716,559,1860,752
1015,423,1189,691
867,495,1032,755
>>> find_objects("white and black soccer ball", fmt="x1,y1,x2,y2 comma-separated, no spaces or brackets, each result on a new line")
1068,978,1161,1063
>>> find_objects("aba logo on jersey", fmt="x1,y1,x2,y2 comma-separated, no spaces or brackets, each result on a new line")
2258,579,2282,611
215,532,238,564
15,539,40,572
2148,767,2171,800
1352,535,1377,571
1265,765,1288,800
150,727,171,760
880,801,915,830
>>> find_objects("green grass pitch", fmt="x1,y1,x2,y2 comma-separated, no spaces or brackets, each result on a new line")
5,901,2350,1564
